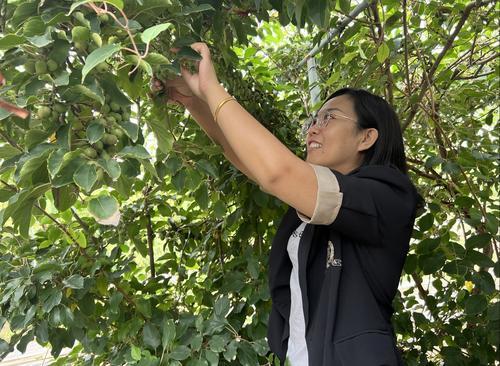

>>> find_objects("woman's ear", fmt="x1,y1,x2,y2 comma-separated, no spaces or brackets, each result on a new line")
357,128,378,152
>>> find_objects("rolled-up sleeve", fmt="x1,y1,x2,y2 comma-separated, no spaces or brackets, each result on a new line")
296,163,343,225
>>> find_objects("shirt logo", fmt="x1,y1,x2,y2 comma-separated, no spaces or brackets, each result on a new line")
326,241,342,268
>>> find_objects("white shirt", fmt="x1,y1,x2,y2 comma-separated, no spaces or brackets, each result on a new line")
285,163,343,365
286,222,308,366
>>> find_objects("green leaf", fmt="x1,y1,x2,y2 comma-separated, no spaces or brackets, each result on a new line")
70,82,105,105
117,146,151,159
194,184,209,209
487,302,500,321
223,340,237,362
465,234,491,249
466,250,494,267
35,320,49,344
86,122,105,143
97,158,121,180
146,118,173,154
74,230,87,248
214,296,230,318
339,0,351,13
141,23,172,44
54,70,70,86
63,274,85,289
237,342,258,366
145,53,170,65
88,194,119,220
417,213,434,231
213,200,226,219
177,4,215,15
161,318,176,348
0,35,26,50
416,238,440,254
196,160,218,178
205,349,219,366
0,189,15,203
143,323,161,350
42,289,62,313
1,183,51,238
48,149,68,178
131,345,142,361
99,75,132,106
294,0,305,26
169,345,191,360
307,0,328,28
377,42,390,63
26,27,53,47
208,335,227,352
465,294,487,315
136,298,152,318
10,2,38,28
120,121,139,142
109,291,123,311
68,0,123,15
15,146,53,185
25,130,50,150
176,46,202,61
0,144,21,159
81,44,121,82
52,155,86,188
23,17,46,37
123,53,152,76
73,163,98,192
420,251,445,274
442,260,468,276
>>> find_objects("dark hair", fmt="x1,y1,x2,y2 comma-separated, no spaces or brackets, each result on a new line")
324,88,408,174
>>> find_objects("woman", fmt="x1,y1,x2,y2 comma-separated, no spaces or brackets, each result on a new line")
160,43,420,365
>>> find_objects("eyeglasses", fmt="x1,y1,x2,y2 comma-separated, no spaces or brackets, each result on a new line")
301,110,357,137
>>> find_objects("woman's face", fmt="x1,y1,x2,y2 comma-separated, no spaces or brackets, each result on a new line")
305,94,375,174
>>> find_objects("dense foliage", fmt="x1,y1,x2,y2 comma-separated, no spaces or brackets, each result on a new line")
0,0,498,365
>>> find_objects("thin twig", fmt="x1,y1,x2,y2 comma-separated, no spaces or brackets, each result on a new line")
146,209,156,279
402,0,411,93
34,204,80,246
71,208,100,247
0,129,23,152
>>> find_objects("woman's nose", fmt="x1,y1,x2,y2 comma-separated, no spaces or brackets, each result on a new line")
307,124,320,137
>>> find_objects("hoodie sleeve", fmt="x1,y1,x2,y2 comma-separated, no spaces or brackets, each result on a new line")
329,165,417,246
297,164,417,246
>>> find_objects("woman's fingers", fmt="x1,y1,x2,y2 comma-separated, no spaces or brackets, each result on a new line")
189,42,211,61
180,66,198,94
165,88,185,105
164,77,190,90
151,78,165,92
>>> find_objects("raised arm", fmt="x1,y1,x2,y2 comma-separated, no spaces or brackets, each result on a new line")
158,77,257,182
178,43,318,218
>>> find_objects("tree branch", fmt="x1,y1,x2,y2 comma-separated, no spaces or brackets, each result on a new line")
146,209,156,279
34,203,80,247
403,0,489,131
0,129,23,152
71,208,100,247
402,0,411,93
411,273,441,323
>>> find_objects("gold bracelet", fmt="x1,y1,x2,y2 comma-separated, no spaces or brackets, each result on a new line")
213,96,236,124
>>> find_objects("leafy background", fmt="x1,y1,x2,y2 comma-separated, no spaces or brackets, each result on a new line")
0,0,498,365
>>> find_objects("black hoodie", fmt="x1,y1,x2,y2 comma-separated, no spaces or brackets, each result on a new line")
267,165,419,365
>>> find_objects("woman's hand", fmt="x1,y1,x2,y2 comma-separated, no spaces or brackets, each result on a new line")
179,42,221,103
153,76,197,109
